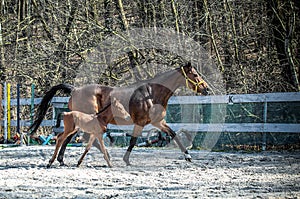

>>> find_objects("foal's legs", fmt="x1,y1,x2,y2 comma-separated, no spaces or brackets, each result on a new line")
47,130,77,168
57,132,76,166
82,132,111,160
77,134,96,167
77,133,112,168
123,125,143,166
95,133,112,168
57,131,108,165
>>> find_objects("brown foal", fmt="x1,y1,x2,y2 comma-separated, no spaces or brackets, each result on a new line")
47,97,131,168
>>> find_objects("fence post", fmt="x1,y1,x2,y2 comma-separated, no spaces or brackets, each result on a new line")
17,84,21,143
0,84,2,136
29,84,35,145
3,82,7,143
30,84,35,125
7,83,11,140
262,98,267,151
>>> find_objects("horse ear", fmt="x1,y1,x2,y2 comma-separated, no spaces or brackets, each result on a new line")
186,62,192,69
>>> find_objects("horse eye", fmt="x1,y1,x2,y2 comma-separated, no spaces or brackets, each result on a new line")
194,74,198,77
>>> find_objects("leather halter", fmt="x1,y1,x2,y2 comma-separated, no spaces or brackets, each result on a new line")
181,67,205,93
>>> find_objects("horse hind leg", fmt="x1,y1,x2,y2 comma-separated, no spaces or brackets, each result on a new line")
57,132,76,166
47,131,73,168
153,121,192,162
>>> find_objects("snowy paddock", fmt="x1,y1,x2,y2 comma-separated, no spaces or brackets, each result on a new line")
0,146,299,199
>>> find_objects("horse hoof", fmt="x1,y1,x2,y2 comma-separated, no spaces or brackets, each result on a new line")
46,164,51,168
59,161,67,166
123,151,131,166
123,158,130,166
123,157,131,166
184,154,192,162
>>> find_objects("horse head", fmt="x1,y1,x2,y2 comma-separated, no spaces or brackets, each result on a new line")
180,62,209,95
111,97,131,121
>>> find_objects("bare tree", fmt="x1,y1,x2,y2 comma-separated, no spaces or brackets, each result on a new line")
0,0,299,95
267,0,299,91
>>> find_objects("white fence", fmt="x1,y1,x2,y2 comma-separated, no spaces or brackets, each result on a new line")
1,92,300,134
1,92,300,150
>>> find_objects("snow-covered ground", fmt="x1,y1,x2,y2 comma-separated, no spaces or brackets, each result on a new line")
0,146,299,198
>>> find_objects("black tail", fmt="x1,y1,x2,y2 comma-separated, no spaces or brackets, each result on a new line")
55,112,63,128
29,83,74,135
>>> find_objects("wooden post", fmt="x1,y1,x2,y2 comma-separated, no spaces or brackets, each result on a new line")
17,84,20,136
30,84,35,126
262,100,267,151
3,82,7,143
7,83,11,140
16,84,23,146
28,84,35,145
0,84,2,135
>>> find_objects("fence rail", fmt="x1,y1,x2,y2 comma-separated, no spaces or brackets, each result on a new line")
1,92,300,134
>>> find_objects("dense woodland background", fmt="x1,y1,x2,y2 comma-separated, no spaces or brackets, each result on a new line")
0,0,299,147
0,0,299,96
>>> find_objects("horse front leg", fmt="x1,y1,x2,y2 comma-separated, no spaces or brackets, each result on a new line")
77,134,95,167
82,132,111,159
153,121,192,162
47,137,64,168
95,133,112,168
57,131,77,166
82,132,111,160
123,125,143,166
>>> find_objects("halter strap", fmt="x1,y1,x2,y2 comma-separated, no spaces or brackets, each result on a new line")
181,67,205,93
96,102,112,116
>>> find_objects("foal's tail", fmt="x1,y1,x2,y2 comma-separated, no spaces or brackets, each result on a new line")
28,83,74,135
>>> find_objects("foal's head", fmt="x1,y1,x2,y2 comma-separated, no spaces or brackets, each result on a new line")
180,62,209,95
111,97,131,121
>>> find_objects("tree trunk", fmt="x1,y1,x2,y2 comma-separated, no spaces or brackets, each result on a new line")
115,0,142,80
0,22,5,82
171,0,180,33
117,0,129,31
268,0,300,91
203,0,224,72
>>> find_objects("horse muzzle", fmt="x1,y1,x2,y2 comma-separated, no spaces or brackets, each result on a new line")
125,115,131,121
202,88,209,96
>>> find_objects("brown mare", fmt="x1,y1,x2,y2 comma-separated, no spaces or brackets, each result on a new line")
47,97,131,168
29,62,209,166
